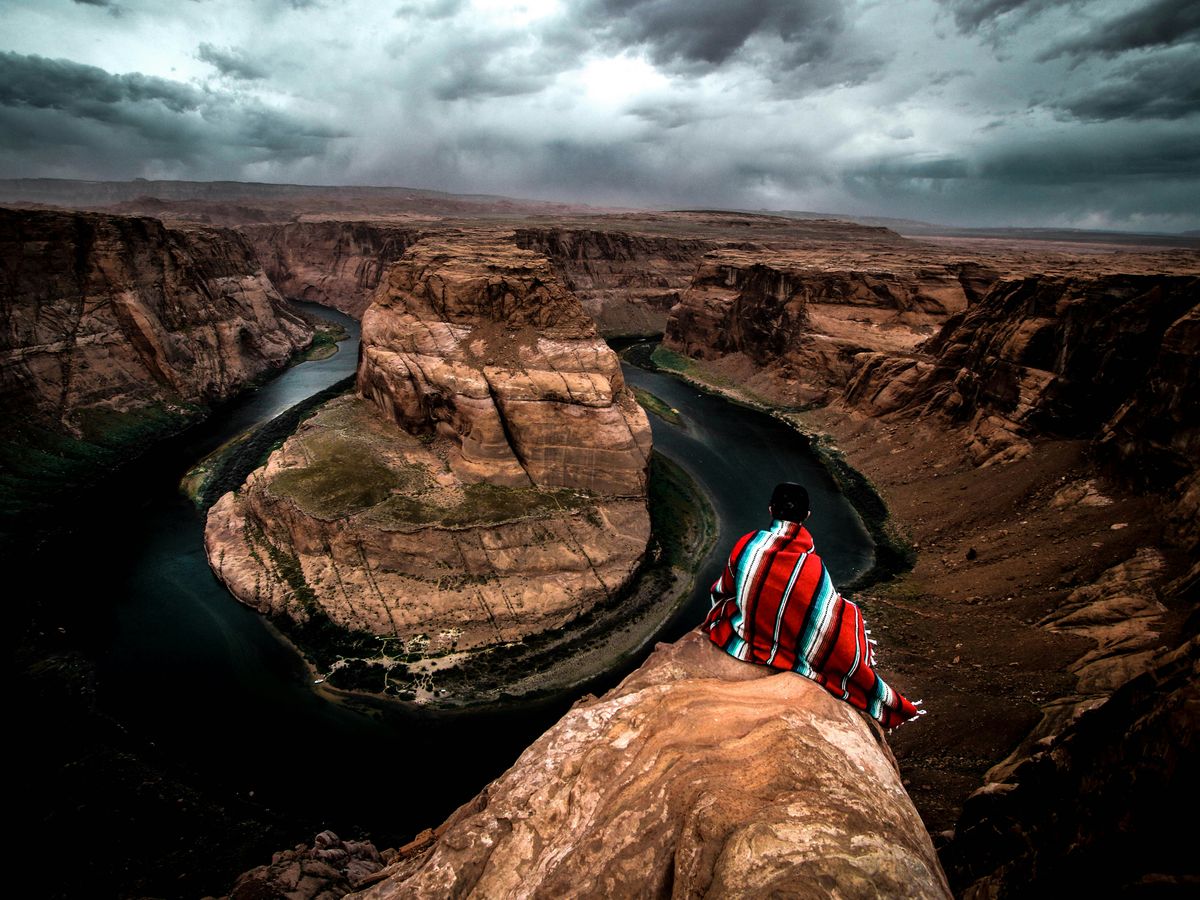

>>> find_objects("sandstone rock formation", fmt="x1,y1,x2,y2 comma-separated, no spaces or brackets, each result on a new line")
843,274,1200,469
354,632,951,900
0,207,312,426
228,831,384,900
663,248,997,404
243,221,425,317
514,227,714,335
357,234,652,495
206,233,651,672
0,207,312,528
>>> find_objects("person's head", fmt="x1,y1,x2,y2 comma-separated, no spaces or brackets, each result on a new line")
769,482,810,523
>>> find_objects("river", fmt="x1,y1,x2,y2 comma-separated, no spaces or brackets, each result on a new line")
23,306,874,863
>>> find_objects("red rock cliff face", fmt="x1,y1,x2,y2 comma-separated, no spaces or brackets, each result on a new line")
243,221,425,317
358,233,652,495
663,248,996,403
844,274,1200,476
513,227,714,335
0,207,312,431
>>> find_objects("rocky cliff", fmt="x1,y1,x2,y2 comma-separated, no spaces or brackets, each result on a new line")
0,207,312,523
205,233,652,683
513,227,714,335
351,632,950,899
243,221,426,317
0,207,312,423
947,631,1198,896
663,248,997,404
843,274,1200,474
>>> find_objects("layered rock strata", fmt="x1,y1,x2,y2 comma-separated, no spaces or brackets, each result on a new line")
353,632,951,900
663,248,997,404
206,234,651,662
243,221,426,318
513,227,714,335
356,234,652,495
0,207,312,426
658,256,1199,892
843,275,1200,472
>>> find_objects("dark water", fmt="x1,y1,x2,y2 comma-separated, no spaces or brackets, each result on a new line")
623,360,873,641
29,313,874,851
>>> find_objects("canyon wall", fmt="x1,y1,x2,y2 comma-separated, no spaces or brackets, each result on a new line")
0,207,312,525
513,227,714,335
352,632,950,900
663,248,997,404
205,233,652,672
243,221,425,317
0,208,312,425
843,274,1200,478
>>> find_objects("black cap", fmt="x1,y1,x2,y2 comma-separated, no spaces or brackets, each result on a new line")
770,482,810,522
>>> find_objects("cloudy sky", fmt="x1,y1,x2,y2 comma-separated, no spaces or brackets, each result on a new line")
1,0,1197,230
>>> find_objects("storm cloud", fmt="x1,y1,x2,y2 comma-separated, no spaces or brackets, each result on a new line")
0,50,343,177
196,43,270,80
0,0,1197,230
568,0,845,70
1040,0,1200,58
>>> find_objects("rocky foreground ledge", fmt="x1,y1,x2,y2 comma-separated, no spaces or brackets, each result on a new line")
227,632,950,900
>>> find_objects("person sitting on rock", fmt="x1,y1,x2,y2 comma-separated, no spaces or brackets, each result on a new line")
705,482,923,729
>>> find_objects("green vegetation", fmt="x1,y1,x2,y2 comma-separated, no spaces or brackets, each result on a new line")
363,481,594,530
318,450,717,705
632,387,684,427
649,345,693,373
293,320,350,365
183,376,355,510
650,345,738,389
0,401,197,539
269,428,426,518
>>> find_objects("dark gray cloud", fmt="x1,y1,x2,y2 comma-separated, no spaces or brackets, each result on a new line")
0,51,343,175
834,125,1200,228
977,128,1200,182
2,0,1199,231
196,43,270,80
1050,50,1200,120
414,31,568,101
567,0,845,71
72,0,123,11
937,0,1068,32
394,0,465,19
0,51,203,113
1040,0,1200,59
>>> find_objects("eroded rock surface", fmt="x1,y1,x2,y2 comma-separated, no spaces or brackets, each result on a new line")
844,274,1200,469
0,207,312,427
206,232,651,669
357,233,652,494
227,830,385,900
206,395,649,655
354,632,950,900
513,227,714,335
663,248,997,404
946,634,1199,896
244,221,425,318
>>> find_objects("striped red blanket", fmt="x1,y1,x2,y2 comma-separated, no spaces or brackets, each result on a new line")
705,519,922,729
